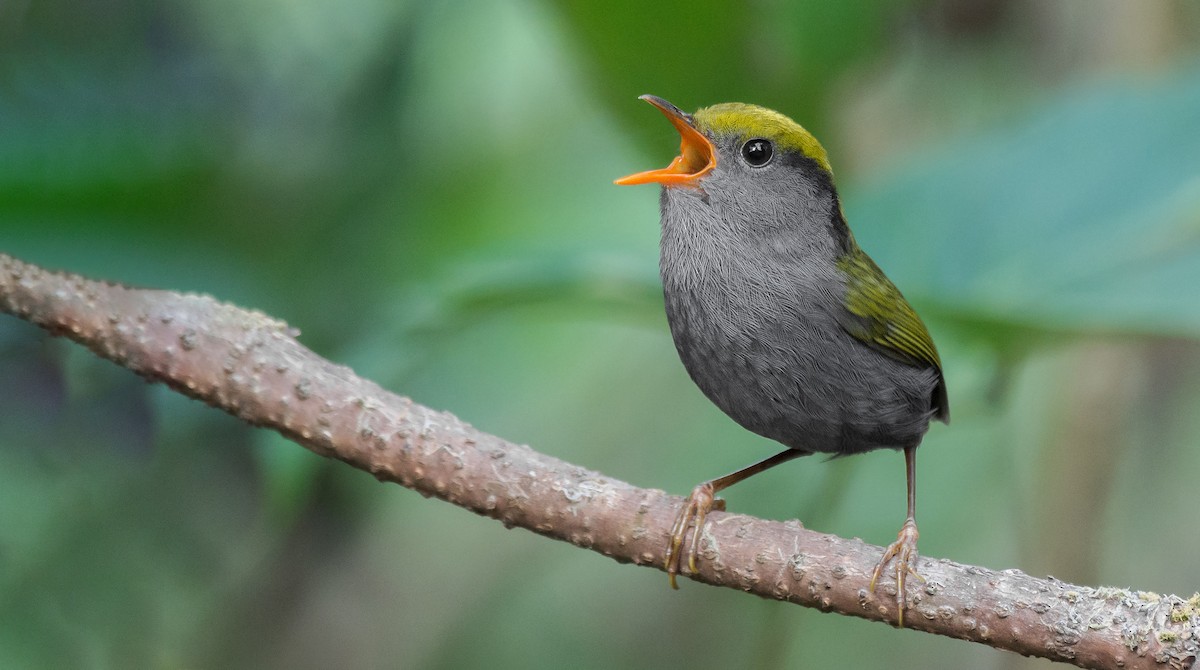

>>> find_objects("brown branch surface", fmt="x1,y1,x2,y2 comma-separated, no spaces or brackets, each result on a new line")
1,252,1197,669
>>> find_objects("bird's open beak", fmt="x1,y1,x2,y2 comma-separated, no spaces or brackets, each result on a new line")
614,95,716,186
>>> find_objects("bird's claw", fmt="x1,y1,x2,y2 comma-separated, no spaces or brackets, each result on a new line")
665,482,719,588
869,519,923,627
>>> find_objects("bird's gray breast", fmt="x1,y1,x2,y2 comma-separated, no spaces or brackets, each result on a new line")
658,190,937,455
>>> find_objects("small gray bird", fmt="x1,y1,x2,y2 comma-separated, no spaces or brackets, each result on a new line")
616,95,949,626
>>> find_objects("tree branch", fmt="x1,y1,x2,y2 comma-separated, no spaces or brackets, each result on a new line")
1,252,1196,669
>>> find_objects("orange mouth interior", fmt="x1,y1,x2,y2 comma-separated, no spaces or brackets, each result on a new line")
615,96,715,186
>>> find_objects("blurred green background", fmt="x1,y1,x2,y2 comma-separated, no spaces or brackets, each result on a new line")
3,1,1200,667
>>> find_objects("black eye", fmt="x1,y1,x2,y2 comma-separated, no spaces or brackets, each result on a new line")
741,138,773,167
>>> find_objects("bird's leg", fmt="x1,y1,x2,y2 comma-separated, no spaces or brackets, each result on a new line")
870,445,924,627
666,448,809,588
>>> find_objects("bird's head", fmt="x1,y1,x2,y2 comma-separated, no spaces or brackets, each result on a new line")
616,95,844,249
616,95,833,193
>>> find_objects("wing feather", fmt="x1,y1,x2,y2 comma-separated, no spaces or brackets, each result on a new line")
835,249,949,422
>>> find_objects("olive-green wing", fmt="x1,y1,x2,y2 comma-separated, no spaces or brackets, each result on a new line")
836,249,949,421
836,250,940,368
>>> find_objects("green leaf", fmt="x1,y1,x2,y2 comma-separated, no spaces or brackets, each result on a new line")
848,66,1200,339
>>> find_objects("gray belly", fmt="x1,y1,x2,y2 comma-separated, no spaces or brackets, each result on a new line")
663,286,937,455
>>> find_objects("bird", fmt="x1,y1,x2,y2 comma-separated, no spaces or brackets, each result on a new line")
614,95,949,626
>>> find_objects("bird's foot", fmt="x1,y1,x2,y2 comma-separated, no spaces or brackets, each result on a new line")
869,518,924,627
665,482,725,588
